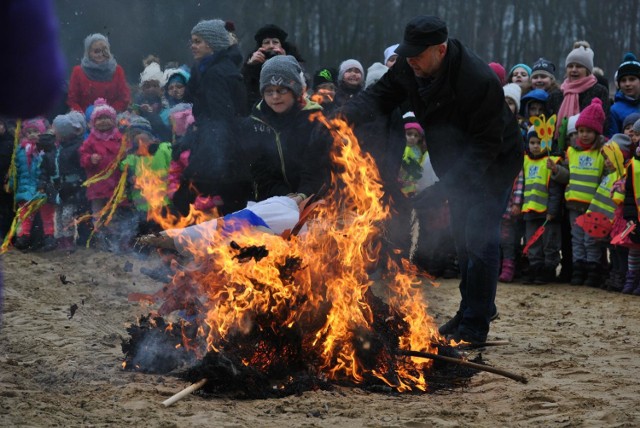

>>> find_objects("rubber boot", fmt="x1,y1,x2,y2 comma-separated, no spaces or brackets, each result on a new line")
570,261,587,286
584,262,603,288
622,270,640,294
498,259,515,283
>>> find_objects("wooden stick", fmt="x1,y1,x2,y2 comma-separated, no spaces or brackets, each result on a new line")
396,349,528,384
456,340,511,349
161,378,208,407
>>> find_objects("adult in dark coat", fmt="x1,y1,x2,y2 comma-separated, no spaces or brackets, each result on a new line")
242,24,304,112
340,16,523,343
173,19,251,216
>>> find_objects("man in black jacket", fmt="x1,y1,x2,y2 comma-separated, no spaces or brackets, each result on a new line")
341,16,523,343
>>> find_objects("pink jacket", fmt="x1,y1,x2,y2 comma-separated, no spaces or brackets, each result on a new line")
79,129,124,200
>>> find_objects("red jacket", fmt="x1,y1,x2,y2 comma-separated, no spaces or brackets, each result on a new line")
67,65,130,113
79,130,124,200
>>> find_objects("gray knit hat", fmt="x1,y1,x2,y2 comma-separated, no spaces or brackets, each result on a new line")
565,42,594,73
53,113,85,139
259,55,304,98
610,133,633,154
83,33,111,59
365,62,388,89
633,118,640,134
191,19,231,52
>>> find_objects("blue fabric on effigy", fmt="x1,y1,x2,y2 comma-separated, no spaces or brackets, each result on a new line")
219,209,271,236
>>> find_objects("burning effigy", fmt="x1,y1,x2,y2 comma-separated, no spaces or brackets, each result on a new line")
122,113,525,401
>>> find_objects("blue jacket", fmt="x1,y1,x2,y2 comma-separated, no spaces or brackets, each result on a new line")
609,90,640,136
12,144,44,203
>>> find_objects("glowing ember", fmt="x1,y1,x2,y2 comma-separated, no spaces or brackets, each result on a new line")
125,113,444,393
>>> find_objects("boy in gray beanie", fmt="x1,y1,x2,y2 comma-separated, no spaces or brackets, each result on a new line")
259,55,305,98
191,19,231,52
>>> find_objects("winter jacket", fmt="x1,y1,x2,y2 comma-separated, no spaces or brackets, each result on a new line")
187,45,247,123
67,65,130,113
340,39,523,198
334,82,362,109
120,142,172,211
39,134,86,204
78,129,124,200
240,99,332,201
609,90,640,136
521,152,563,221
547,81,611,136
11,140,44,203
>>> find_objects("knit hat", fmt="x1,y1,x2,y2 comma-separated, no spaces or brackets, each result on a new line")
565,41,594,73
163,67,190,88
616,52,640,84
128,115,154,135
338,59,365,87
610,133,633,155
140,62,165,87
633,118,640,134
22,118,48,135
531,57,556,79
404,122,424,135
365,62,389,89
191,19,231,51
384,44,399,65
489,62,506,85
502,83,522,112
519,88,548,116
254,24,288,44
508,63,532,79
90,98,117,125
527,125,538,142
53,112,85,139
567,114,580,134
312,67,337,90
83,33,111,59
260,55,305,98
623,112,640,130
169,103,194,137
575,98,605,134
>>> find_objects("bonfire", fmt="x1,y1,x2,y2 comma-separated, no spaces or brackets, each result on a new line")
122,113,526,402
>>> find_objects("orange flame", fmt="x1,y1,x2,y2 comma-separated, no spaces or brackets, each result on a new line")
133,112,441,391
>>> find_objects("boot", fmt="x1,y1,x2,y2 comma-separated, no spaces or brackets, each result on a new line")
584,262,603,288
538,265,557,284
633,282,640,296
523,264,541,285
622,270,640,294
570,261,587,286
609,271,625,293
533,264,549,285
498,259,515,283
40,235,57,252
13,235,30,251
57,236,76,252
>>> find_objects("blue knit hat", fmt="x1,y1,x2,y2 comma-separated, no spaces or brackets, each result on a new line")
508,63,532,79
616,52,640,84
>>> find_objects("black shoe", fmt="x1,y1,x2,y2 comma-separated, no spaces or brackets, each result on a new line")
14,235,30,250
439,309,498,336
438,312,462,336
449,329,488,345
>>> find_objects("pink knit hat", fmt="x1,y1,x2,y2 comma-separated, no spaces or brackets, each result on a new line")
575,98,605,135
404,122,424,135
90,98,117,126
489,62,506,85
21,117,48,136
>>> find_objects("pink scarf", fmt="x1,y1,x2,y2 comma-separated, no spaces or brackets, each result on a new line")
556,74,598,137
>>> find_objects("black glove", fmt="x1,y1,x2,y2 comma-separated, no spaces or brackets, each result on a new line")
37,133,56,152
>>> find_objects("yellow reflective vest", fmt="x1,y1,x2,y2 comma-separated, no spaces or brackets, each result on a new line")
565,147,605,204
587,170,624,220
523,155,559,213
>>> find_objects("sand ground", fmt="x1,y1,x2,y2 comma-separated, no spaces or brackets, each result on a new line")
1,247,639,427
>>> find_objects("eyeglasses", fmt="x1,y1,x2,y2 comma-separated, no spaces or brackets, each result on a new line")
263,87,291,97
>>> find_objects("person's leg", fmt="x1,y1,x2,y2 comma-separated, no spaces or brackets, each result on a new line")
448,185,510,341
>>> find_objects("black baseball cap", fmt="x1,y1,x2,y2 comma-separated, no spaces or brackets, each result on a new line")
396,15,448,58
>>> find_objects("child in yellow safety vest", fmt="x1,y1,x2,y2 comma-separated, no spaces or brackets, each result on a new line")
520,124,564,284
552,98,607,286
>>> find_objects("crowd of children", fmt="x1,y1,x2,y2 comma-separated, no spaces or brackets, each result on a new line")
2,25,640,297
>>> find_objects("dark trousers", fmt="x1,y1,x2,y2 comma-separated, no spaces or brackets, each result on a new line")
449,184,511,339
